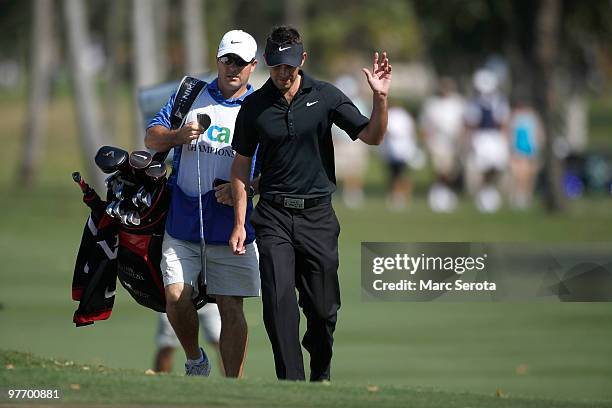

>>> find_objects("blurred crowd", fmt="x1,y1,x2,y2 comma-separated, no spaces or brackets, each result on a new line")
333,68,547,213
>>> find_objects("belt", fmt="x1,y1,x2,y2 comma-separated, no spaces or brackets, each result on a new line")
261,193,331,210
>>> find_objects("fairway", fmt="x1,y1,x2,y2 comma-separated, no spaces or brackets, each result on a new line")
1,184,611,406
2,350,611,408
1,93,611,406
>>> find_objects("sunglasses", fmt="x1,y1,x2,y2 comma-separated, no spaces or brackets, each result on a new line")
218,55,253,67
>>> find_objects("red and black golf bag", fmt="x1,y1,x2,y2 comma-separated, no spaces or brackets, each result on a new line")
71,76,211,326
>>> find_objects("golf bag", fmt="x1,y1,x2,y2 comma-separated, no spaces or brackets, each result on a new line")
71,76,210,326
72,211,118,327
115,178,171,313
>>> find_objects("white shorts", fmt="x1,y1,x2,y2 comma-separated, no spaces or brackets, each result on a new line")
155,304,221,348
471,130,509,171
161,231,261,298
426,138,459,177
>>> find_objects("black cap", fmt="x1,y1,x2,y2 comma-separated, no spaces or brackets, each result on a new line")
264,39,304,67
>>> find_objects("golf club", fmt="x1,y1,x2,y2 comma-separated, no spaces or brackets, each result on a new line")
104,173,120,190
135,186,151,207
144,161,167,183
120,212,129,225
141,192,152,208
105,201,116,217
94,146,130,174
114,182,124,200
128,211,141,226
72,172,105,219
112,201,122,218
129,150,153,181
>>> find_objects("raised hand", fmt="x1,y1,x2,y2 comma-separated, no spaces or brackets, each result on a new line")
362,51,392,97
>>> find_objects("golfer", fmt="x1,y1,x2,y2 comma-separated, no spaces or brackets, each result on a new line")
230,26,392,381
145,30,261,377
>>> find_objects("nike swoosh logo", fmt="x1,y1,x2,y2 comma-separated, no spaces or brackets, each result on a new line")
306,101,319,107
104,288,116,299
231,40,242,44
134,154,148,159
278,46,291,52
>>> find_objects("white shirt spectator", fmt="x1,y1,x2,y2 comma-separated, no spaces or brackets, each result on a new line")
381,106,418,164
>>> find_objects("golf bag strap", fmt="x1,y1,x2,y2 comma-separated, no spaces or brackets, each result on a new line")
152,76,207,163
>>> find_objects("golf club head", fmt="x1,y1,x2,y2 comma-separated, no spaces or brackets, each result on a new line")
114,182,124,200
129,150,153,170
105,173,120,190
112,201,122,218
136,186,146,201
144,161,167,182
197,113,212,131
128,211,141,226
105,202,116,216
95,146,129,174
131,194,140,207
142,192,152,208
120,212,129,225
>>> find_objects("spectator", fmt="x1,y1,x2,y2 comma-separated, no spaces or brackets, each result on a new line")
464,68,510,213
380,105,420,210
508,99,542,209
420,77,464,213
332,75,370,208
153,306,224,375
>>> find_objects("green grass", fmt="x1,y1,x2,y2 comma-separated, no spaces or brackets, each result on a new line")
1,350,609,408
0,91,611,406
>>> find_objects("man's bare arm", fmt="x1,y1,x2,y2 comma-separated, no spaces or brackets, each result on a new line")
229,153,253,255
357,51,392,146
214,176,260,206
144,122,203,152
357,92,388,145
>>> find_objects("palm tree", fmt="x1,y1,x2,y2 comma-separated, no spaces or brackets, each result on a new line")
18,0,55,187
63,0,108,190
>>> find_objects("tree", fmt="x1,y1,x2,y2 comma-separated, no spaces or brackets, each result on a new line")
63,0,108,190
132,0,163,149
17,0,55,187
182,0,208,75
533,0,565,211
102,0,126,143
413,0,612,212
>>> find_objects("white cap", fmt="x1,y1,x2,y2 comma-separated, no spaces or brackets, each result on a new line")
473,68,498,94
217,30,257,62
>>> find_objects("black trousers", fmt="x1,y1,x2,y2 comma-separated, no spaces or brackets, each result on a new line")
250,198,341,381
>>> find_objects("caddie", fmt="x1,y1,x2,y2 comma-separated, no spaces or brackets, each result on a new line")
145,29,261,378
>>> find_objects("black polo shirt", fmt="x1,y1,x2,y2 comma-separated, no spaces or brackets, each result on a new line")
232,71,369,198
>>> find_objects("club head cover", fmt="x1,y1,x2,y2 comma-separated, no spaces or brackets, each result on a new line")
197,113,212,132
95,146,129,174
129,150,153,170
144,161,167,182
